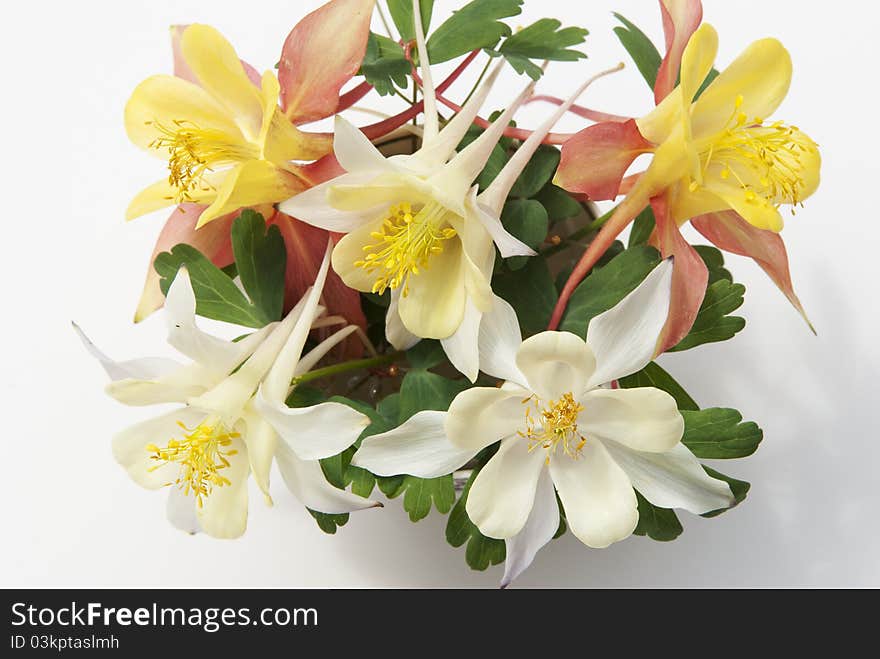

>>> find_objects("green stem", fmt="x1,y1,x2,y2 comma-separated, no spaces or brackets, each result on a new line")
292,351,404,387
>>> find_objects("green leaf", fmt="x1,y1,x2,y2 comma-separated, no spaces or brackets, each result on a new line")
509,145,561,198
386,0,433,41
401,475,456,522
285,385,326,409
501,199,548,270
559,245,661,338
360,32,410,96
619,361,699,412
612,13,662,91
497,18,588,79
426,0,523,63
694,68,719,100
398,369,469,422
231,210,286,323
669,279,746,351
405,340,446,369
155,244,269,328
701,467,750,518
446,467,505,570
493,256,558,337
535,183,582,222
308,509,349,534
694,245,732,284
681,408,763,459
628,206,656,247
633,492,682,542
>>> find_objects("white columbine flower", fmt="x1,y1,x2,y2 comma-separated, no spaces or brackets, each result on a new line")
352,259,734,586
281,0,618,382
78,242,378,539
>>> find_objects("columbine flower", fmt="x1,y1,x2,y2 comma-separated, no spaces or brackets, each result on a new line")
283,0,619,380
78,244,378,538
351,259,734,586
552,3,821,348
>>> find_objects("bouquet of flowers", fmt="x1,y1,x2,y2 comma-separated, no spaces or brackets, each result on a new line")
80,0,820,586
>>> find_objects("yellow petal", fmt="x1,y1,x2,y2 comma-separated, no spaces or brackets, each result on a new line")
125,74,242,152
259,71,332,164
126,174,226,220
692,38,792,139
330,223,387,293
701,178,785,232
180,24,264,138
397,239,467,339
327,174,428,211
637,88,683,145
679,24,718,104
196,161,305,228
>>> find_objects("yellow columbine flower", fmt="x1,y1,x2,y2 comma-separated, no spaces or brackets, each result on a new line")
124,24,330,227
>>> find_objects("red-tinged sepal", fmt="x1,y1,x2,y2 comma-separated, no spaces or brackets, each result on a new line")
279,0,375,124
134,204,237,322
654,0,704,104
692,210,814,333
268,211,367,358
556,120,653,201
650,194,708,353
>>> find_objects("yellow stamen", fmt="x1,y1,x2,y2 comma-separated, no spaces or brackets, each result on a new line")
147,120,257,203
353,201,457,296
696,99,818,211
518,392,586,462
147,420,240,507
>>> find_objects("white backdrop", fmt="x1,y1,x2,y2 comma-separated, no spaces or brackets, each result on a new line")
2,0,878,587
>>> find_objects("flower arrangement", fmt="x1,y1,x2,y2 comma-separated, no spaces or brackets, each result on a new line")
80,0,820,586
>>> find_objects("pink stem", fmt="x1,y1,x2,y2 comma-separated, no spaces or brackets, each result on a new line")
359,49,480,141
524,94,631,124
337,80,374,113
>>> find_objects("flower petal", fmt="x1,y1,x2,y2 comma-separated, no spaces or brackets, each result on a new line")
332,115,395,173
112,408,204,490
74,322,180,382
580,388,683,453
601,441,734,514
276,442,379,513
126,174,222,221
478,295,527,386
692,37,792,139
585,256,674,387
441,298,481,382
240,409,277,501
516,331,596,401
470,196,536,258
279,172,384,233
166,486,200,535
180,24,263,136
196,437,250,539
279,0,375,124
466,438,546,539
691,210,813,330
256,398,369,461
502,467,559,588
652,196,710,353
655,0,705,103
397,239,467,339
385,289,421,350
352,410,478,478
446,387,527,451
556,119,653,201
677,21,716,104
549,440,638,548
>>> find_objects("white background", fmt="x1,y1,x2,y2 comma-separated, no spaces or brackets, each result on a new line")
2,0,878,587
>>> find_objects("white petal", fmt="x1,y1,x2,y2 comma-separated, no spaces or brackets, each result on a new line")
502,467,558,588
446,387,525,451
276,443,379,513
240,407,276,501
477,295,527,385
197,437,250,539
386,289,421,350
580,388,684,453
586,259,673,388
74,322,180,381
549,440,638,548
278,171,381,233
333,115,396,173
256,397,369,461
166,486,200,535
352,410,478,478
471,196,536,258
466,438,546,539
105,363,210,406
295,326,358,376
441,298,481,382
515,331,597,401
602,441,735,514
112,408,204,489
